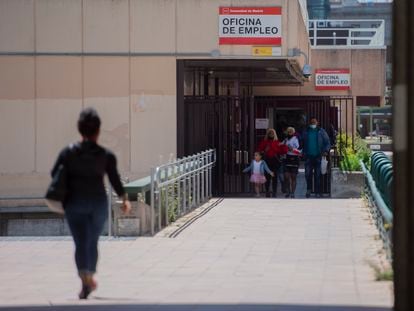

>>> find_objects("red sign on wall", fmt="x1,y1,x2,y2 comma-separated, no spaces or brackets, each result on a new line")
218,7,282,45
315,69,351,91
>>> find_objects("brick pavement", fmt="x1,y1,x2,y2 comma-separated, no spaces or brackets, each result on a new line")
0,197,393,311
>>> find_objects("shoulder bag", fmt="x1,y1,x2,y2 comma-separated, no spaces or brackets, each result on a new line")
44,144,76,214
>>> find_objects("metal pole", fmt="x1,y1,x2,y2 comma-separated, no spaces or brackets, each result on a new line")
177,161,182,217
206,152,210,200
157,169,162,232
196,153,201,206
192,155,196,207
369,107,373,139
210,150,213,197
108,185,112,237
150,167,155,236
201,152,205,203
187,157,191,211
184,157,188,212
164,186,169,226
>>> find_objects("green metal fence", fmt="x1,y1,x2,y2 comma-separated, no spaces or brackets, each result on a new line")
360,151,393,259
370,152,393,210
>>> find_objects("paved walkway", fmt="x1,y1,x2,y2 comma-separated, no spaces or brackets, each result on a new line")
0,198,393,311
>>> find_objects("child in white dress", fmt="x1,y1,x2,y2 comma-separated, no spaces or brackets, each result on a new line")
243,152,274,197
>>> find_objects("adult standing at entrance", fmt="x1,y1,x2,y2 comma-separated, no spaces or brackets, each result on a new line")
282,127,301,198
258,128,287,197
302,117,331,198
51,108,131,299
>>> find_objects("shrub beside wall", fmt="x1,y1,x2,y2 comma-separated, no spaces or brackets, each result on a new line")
337,133,371,172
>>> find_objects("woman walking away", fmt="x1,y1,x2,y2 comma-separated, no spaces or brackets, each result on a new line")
258,128,286,197
282,127,301,198
243,151,274,197
51,108,131,299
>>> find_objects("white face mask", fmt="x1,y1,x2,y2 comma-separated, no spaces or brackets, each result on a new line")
310,124,317,129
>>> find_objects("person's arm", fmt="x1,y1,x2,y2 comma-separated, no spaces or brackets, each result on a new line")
106,152,131,213
243,162,252,173
263,162,274,175
278,143,288,155
301,132,307,156
292,137,300,149
321,129,331,153
106,152,125,197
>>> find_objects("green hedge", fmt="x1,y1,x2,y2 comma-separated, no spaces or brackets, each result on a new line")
337,133,371,171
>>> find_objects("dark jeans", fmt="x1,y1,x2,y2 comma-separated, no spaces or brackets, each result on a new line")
264,157,280,195
305,156,322,194
65,197,108,275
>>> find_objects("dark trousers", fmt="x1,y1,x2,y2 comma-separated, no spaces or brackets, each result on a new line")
264,157,279,195
305,156,322,194
65,197,107,275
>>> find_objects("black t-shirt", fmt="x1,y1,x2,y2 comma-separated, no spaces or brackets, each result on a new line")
51,141,125,201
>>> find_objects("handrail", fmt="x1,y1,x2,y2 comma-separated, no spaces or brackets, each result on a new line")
360,160,393,223
150,149,216,235
360,160,392,259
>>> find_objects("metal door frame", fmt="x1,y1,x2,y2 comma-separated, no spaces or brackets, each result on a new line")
181,95,255,196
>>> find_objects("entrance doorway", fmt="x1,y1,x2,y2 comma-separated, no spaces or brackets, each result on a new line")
180,95,347,196
183,96,254,196
267,107,307,142
177,60,353,196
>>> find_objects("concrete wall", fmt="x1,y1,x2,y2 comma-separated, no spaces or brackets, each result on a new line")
0,0,309,56
0,55,176,196
254,49,386,102
0,0,309,196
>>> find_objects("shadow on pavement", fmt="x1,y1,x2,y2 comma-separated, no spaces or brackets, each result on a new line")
0,304,392,311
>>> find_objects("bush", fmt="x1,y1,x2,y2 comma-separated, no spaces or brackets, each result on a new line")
355,136,371,167
337,133,371,171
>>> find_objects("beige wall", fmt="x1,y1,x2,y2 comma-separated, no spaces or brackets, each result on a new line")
130,57,176,174
83,0,129,53
0,55,176,196
0,57,35,176
36,0,82,52
0,0,310,196
0,0,309,56
131,0,176,53
35,56,82,173
254,49,386,101
0,0,34,52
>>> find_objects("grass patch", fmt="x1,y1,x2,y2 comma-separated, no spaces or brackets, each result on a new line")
368,261,394,281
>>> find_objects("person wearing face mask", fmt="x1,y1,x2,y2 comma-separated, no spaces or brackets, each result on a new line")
302,117,331,198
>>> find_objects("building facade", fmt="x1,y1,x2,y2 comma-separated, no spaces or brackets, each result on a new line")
0,0,386,197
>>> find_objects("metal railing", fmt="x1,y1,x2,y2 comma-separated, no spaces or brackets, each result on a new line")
360,160,393,260
309,19,385,48
150,149,216,235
